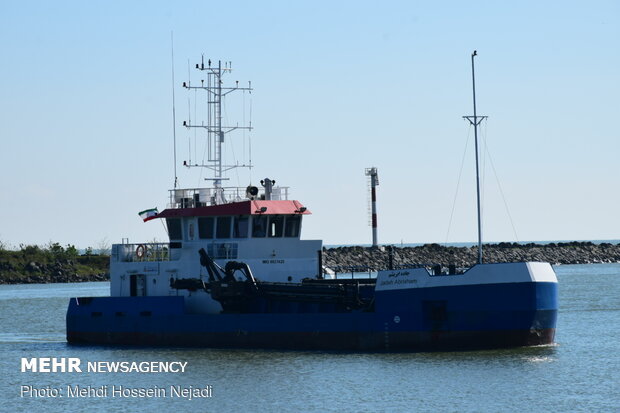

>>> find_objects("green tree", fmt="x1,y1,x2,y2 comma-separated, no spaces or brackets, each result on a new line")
65,244,78,257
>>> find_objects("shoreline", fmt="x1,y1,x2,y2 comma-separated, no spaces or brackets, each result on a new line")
1,241,619,284
324,241,620,272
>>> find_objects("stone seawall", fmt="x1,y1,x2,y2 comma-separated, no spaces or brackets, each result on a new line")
323,242,620,272
0,254,109,284
2,242,618,284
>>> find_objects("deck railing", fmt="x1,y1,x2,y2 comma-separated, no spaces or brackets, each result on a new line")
112,243,172,262
167,186,290,209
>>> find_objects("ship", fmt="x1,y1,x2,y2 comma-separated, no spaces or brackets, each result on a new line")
66,52,558,351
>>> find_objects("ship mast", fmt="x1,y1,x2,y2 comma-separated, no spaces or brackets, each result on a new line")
463,50,487,264
182,57,253,203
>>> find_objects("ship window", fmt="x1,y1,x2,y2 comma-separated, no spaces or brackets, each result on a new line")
252,215,268,238
216,216,232,239
207,242,238,259
268,215,284,237
233,216,249,238
284,215,301,237
198,217,214,239
167,219,182,240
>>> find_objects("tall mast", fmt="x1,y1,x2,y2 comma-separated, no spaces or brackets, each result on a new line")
170,32,178,189
463,50,487,264
182,57,253,203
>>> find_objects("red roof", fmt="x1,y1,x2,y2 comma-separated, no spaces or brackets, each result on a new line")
157,200,311,219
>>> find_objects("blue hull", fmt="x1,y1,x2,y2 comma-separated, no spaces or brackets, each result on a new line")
66,281,557,351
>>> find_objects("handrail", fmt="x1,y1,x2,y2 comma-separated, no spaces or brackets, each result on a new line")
167,186,290,209
112,243,171,262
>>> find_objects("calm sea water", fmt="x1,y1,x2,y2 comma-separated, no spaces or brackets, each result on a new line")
1,264,618,412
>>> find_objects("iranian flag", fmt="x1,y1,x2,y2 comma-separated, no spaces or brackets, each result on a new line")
139,208,158,222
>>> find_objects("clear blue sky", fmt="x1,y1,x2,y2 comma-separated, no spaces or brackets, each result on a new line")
1,1,618,248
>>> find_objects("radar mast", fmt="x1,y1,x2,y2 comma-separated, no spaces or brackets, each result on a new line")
182,57,253,204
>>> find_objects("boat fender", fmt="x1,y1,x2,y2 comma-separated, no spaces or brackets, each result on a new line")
136,244,146,259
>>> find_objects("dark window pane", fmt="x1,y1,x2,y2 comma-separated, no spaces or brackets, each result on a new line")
167,219,182,240
216,216,232,239
252,216,268,238
233,216,249,238
198,217,214,239
284,215,301,237
268,215,284,237
207,243,238,259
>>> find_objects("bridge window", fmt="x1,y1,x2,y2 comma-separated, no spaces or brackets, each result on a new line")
216,216,232,239
167,219,182,240
198,217,214,239
233,216,249,238
268,215,284,237
207,243,238,259
252,215,268,238
284,215,301,237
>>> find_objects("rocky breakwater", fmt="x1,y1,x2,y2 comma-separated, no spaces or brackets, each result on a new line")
0,245,109,284
323,241,620,272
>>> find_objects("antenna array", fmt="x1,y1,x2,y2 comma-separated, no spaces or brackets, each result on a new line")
181,57,253,202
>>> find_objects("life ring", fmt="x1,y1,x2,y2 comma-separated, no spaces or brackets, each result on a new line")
136,244,146,259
